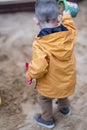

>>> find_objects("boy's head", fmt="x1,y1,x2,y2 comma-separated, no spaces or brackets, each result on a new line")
35,0,59,26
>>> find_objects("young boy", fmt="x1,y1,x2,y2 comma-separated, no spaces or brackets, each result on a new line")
26,0,77,129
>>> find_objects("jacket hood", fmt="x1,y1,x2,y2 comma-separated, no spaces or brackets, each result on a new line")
35,25,74,61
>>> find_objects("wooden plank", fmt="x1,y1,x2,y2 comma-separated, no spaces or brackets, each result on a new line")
0,0,35,5
0,0,35,13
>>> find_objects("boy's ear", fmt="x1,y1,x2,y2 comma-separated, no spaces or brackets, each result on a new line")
33,17,40,25
58,15,62,24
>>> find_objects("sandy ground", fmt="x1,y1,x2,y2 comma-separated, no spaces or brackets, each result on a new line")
0,1,87,130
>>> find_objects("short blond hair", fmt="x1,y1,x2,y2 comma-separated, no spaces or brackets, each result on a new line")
35,0,59,22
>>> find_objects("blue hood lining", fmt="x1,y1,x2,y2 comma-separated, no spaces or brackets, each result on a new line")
37,24,68,37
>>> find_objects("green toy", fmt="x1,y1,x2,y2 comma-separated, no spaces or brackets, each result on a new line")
58,0,79,17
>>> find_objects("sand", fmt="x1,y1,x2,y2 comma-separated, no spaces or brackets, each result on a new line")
0,1,87,130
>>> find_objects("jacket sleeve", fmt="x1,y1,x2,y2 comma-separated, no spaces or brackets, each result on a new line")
26,42,48,80
62,14,78,44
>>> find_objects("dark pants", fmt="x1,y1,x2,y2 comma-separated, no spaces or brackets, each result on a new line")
38,94,70,121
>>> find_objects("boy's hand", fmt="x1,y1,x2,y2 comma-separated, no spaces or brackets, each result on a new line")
63,10,70,16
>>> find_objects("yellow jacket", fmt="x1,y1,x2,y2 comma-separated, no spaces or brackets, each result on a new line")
26,15,77,98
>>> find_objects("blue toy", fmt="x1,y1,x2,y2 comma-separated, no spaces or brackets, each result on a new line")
59,0,79,17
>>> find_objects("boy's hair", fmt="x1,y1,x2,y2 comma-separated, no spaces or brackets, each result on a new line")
35,0,59,23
